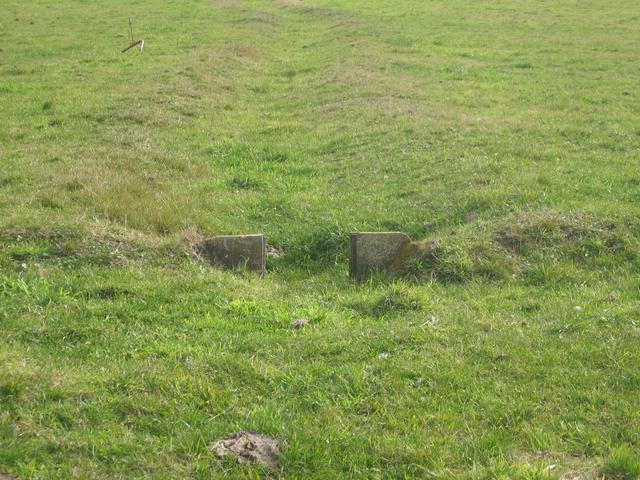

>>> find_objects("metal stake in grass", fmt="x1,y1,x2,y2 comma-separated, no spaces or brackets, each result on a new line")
121,17,144,53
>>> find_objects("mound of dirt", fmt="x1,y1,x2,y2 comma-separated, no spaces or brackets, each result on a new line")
291,317,309,329
211,432,282,469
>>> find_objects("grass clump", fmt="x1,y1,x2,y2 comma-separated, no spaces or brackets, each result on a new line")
281,223,351,268
601,445,640,480
404,210,638,283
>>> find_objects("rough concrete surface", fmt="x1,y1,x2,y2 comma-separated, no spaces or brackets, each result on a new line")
349,232,437,280
349,232,411,280
199,234,266,274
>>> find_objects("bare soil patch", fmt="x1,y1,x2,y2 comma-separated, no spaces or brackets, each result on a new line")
211,432,282,469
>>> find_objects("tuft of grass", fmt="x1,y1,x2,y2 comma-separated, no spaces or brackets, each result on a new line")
601,445,640,480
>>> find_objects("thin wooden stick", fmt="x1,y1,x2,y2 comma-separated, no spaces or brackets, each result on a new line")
121,39,143,53
122,17,144,53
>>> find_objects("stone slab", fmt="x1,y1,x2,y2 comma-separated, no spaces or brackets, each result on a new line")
349,232,412,280
349,232,439,280
199,234,265,275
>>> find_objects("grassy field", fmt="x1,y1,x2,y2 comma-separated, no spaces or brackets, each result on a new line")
1,0,640,478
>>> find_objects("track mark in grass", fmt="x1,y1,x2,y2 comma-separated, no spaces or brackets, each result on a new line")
247,82,271,94
261,149,289,163
211,142,290,166
374,287,422,316
227,176,263,190
86,286,132,300
19,327,99,347
349,286,423,318
5,67,31,76
38,196,63,209
64,179,84,192
0,176,22,188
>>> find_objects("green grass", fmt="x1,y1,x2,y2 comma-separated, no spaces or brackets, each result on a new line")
1,0,639,478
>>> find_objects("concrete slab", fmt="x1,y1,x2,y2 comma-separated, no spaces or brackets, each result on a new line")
349,232,438,280
349,232,411,280
200,234,265,275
